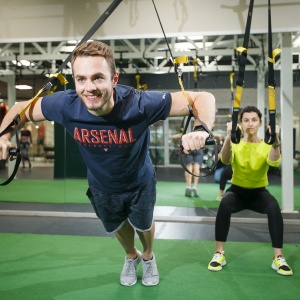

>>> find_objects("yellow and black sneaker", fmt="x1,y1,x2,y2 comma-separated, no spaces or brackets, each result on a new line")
208,251,226,271
272,255,293,276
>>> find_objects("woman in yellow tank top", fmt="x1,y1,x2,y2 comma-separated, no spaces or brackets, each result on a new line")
208,106,293,276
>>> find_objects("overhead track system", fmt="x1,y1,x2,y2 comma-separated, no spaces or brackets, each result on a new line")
1,32,299,76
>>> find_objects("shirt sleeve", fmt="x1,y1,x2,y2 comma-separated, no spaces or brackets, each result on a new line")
140,91,172,125
41,90,74,124
267,153,281,167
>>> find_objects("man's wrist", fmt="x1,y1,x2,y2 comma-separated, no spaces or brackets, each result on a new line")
193,125,205,131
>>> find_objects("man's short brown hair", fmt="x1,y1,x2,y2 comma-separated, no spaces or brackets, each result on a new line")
71,41,116,79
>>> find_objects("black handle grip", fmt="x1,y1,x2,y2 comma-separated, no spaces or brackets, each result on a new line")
264,128,276,145
9,148,19,156
205,136,216,146
231,127,242,144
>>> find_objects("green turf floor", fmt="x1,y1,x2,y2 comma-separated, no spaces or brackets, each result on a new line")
0,233,299,300
0,179,300,210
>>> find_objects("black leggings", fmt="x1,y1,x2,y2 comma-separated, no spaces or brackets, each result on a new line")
219,165,233,191
215,184,284,248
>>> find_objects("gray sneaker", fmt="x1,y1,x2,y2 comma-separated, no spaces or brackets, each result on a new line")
120,250,142,286
142,254,159,286
185,187,192,197
192,187,199,197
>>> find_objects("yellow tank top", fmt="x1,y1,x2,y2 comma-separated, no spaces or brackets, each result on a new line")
222,140,281,188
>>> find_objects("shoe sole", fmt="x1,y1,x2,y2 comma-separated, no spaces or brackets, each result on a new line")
142,280,160,286
121,279,137,286
208,266,223,271
208,260,226,271
193,191,199,197
271,263,293,276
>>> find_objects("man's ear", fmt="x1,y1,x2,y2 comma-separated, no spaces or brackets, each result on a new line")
113,72,119,87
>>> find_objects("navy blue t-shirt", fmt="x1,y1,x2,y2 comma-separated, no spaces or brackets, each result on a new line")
41,84,172,193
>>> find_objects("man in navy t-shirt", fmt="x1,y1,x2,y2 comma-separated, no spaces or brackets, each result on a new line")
0,41,215,287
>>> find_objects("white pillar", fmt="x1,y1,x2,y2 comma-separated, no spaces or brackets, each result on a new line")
280,32,296,213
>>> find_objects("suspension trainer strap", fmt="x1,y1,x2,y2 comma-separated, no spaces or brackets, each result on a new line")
264,0,281,144
151,0,218,177
231,0,255,144
228,71,235,121
193,58,199,90
0,117,21,186
179,111,218,177
0,0,123,185
0,73,68,186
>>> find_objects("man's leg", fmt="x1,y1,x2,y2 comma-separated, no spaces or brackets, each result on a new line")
192,163,200,197
115,220,159,286
136,221,155,260
115,220,142,286
114,219,138,259
185,165,193,197
114,219,155,260
136,221,159,286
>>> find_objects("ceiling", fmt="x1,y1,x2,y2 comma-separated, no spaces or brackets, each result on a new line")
1,32,300,102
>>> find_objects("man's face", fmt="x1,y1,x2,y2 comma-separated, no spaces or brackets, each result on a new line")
72,56,119,116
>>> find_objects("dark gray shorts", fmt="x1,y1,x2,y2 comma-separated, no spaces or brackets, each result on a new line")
86,176,156,233
185,149,204,165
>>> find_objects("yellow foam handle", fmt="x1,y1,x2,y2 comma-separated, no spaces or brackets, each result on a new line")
268,86,276,110
178,77,190,106
230,72,235,92
47,73,68,94
268,48,282,63
236,46,247,54
233,85,243,108
193,58,198,81
54,73,69,85
174,56,188,64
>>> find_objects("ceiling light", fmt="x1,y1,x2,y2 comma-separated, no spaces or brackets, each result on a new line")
45,73,56,78
59,45,76,53
12,60,22,67
19,60,30,67
12,59,34,67
15,85,33,90
174,41,213,52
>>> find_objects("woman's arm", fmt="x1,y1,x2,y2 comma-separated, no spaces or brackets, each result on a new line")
268,125,281,162
220,121,233,164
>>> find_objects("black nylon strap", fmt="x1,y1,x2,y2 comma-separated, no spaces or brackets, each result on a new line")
264,0,276,145
0,116,21,186
56,0,123,74
267,0,275,90
151,0,218,177
231,0,254,144
179,110,218,177
0,0,123,185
